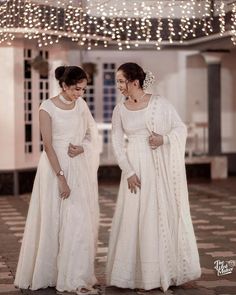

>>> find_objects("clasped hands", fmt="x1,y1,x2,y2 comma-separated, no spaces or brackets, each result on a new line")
148,131,163,150
67,143,84,158
58,143,84,200
127,132,163,194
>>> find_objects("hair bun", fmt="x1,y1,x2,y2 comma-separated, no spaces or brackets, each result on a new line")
55,66,66,81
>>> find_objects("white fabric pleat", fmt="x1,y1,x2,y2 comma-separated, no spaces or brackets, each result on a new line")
106,95,201,292
14,98,99,292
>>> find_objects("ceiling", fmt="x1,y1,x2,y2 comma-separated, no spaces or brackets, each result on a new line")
0,0,236,51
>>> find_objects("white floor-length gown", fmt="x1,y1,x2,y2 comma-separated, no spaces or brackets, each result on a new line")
14,98,99,292
106,95,201,292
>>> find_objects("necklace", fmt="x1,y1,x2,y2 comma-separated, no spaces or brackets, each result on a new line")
58,93,74,105
132,92,146,103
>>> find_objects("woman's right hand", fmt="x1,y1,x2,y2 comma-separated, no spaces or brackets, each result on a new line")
58,177,71,199
127,174,141,194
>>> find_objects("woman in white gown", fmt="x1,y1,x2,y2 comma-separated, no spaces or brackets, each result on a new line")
106,63,201,293
14,66,100,295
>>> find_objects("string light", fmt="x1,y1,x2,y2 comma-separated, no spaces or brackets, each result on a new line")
231,3,236,45
167,0,175,43
219,1,225,36
0,0,235,49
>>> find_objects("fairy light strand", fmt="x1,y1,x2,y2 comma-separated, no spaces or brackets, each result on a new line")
0,0,234,48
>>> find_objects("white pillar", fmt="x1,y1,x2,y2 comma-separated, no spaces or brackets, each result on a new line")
0,46,16,169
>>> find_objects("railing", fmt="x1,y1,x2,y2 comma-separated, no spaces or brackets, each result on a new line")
97,122,209,166
97,123,115,166
186,122,208,158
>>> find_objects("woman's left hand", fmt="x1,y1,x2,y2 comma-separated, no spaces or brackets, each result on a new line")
67,143,84,158
148,132,164,150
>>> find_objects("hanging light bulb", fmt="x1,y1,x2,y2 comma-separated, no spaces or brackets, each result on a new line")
0,0,235,49
231,3,236,45
219,0,225,36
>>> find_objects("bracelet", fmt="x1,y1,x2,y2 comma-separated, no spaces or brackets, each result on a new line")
56,170,64,177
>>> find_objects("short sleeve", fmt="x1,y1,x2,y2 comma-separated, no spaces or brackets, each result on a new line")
39,99,53,117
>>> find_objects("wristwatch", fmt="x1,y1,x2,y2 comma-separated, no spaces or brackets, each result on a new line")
56,170,64,177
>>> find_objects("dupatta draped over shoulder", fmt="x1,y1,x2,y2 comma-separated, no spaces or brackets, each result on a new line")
108,95,201,292
145,95,201,290
14,98,100,292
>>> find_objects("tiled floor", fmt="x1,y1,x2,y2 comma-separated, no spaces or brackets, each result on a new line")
0,178,236,295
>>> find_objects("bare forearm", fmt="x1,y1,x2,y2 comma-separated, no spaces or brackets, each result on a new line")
44,144,70,199
44,145,62,175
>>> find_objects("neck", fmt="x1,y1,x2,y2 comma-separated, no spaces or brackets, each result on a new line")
58,92,74,105
61,92,72,102
129,90,145,103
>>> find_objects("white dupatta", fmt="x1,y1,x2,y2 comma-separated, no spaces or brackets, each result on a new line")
145,95,201,291
66,98,100,247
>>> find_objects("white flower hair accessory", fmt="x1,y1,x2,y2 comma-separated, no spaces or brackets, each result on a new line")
143,71,155,90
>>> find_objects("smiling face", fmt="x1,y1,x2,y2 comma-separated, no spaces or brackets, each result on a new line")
62,79,87,101
116,70,139,97
116,70,129,96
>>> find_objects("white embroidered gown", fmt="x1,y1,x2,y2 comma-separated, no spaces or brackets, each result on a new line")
106,97,201,291
14,98,99,292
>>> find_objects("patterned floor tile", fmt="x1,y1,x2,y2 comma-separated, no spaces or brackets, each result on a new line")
197,243,220,249
197,226,225,230
0,178,236,295
212,231,236,236
205,251,236,258
195,280,236,288
0,284,19,293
